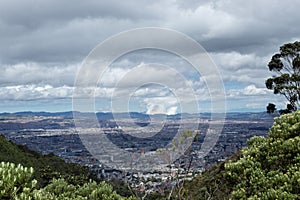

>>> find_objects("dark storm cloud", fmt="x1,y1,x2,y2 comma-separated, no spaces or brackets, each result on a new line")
0,0,163,64
0,0,159,27
1,0,300,64
172,0,300,55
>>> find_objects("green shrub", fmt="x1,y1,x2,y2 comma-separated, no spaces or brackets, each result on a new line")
0,161,135,200
0,161,36,199
226,111,300,199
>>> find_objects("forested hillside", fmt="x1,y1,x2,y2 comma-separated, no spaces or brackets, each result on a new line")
184,111,300,199
0,134,97,188
0,135,133,199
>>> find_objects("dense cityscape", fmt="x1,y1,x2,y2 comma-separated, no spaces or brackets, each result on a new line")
0,112,274,193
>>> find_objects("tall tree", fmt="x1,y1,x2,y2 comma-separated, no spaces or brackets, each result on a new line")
265,41,300,113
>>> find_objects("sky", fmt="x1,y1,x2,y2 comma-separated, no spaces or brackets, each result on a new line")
0,0,299,113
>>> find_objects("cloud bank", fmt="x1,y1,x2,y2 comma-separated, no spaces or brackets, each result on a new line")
1,0,300,112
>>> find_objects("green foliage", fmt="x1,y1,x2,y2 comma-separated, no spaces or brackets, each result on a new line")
225,111,300,199
0,135,133,197
0,162,36,199
265,41,300,112
183,152,241,199
0,161,135,200
107,178,133,198
0,135,97,188
184,111,300,199
266,103,276,114
33,179,135,200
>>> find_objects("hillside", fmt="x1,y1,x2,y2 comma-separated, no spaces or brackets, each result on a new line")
0,134,133,198
182,152,240,199
0,134,98,188
184,111,300,199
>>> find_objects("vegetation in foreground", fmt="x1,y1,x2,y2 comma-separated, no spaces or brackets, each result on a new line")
2,110,300,199
184,111,300,199
0,134,97,188
0,161,135,200
0,135,133,199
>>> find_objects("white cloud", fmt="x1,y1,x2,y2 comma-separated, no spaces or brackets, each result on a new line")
212,52,263,70
144,96,179,115
210,52,272,87
243,85,268,95
173,3,243,40
227,84,270,98
167,106,178,115
146,104,164,115
0,84,73,100
0,62,79,87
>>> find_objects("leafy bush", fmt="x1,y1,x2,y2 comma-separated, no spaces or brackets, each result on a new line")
225,111,300,199
0,162,36,199
0,161,135,200
33,179,135,200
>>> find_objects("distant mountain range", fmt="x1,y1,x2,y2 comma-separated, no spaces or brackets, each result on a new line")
0,111,274,121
